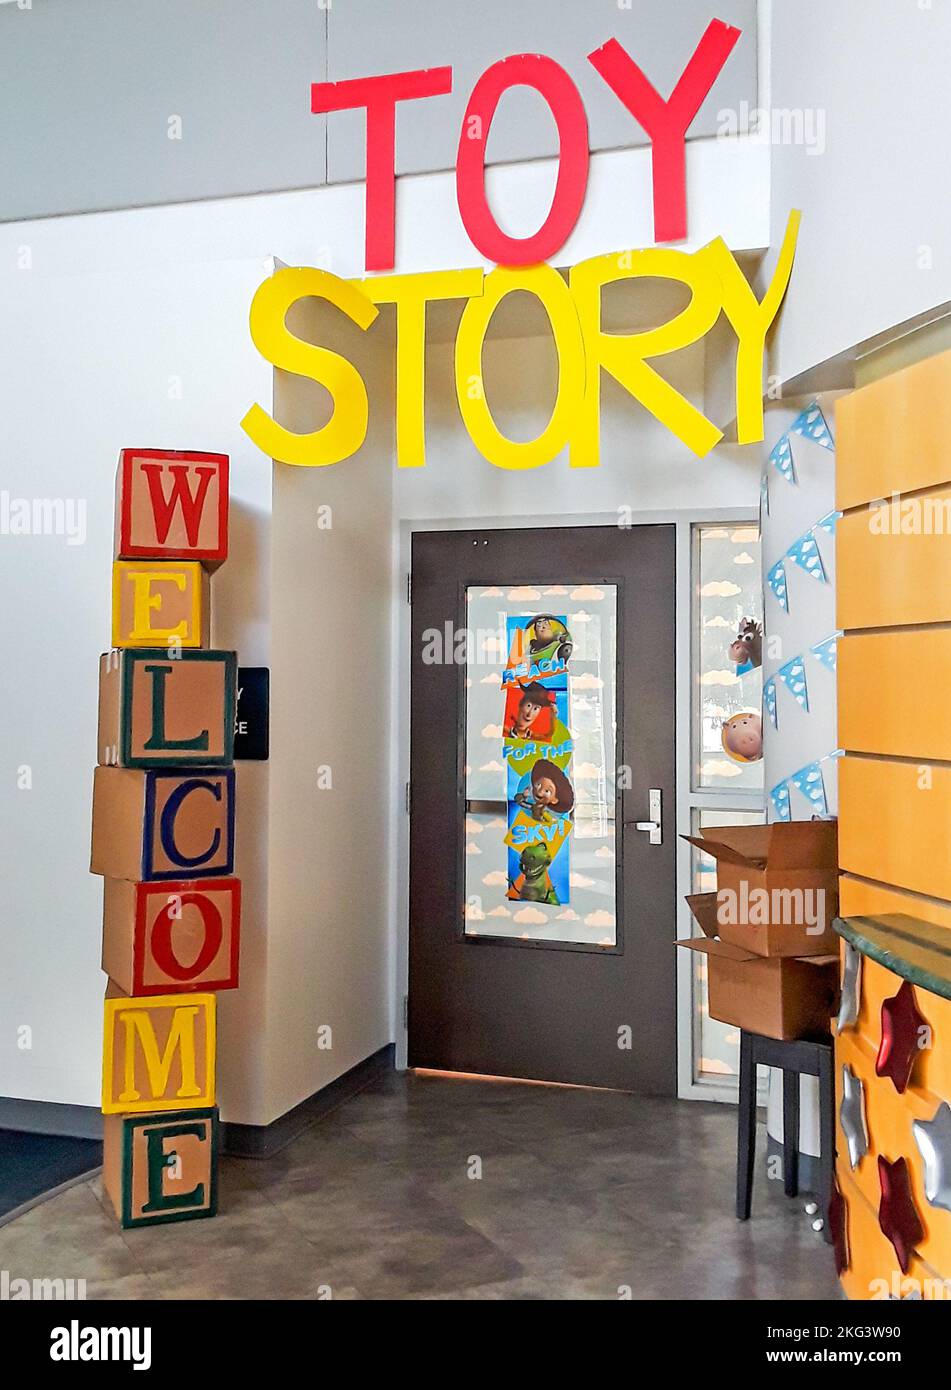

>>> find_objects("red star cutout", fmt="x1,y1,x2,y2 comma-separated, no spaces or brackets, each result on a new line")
876,980,927,1094
828,1176,849,1276
878,1156,924,1274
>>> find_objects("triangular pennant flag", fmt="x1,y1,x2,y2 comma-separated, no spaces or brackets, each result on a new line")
810,633,840,673
763,677,778,730
760,470,770,517
769,433,796,484
777,655,810,712
767,557,789,611
815,509,841,535
790,761,828,817
789,402,834,451
770,780,792,822
787,529,827,584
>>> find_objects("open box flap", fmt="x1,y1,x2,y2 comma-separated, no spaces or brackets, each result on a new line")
763,819,838,871
676,936,758,963
681,832,768,870
684,892,720,938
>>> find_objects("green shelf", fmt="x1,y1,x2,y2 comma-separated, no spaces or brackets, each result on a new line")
834,913,951,1003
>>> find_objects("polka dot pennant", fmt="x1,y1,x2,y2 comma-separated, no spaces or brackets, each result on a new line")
769,432,795,484
786,528,827,584
789,401,835,451
763,676,778,730
766,557,788,612
769,780,791,822
810,633,840,673
789,760,828,817
777,655,810,711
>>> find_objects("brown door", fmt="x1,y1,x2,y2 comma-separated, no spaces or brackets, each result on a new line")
408,524,677,1093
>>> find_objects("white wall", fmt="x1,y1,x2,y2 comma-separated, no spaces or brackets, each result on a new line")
0,256,272,1115
0,132,769,1123
766,0,951,390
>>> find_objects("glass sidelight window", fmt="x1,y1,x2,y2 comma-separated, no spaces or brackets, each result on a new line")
689,523,765,1084
463,583,618,948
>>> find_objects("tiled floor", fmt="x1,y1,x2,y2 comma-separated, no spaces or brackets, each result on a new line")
0,1071,842,1300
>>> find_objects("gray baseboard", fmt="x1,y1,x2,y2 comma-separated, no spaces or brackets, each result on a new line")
0,1097,103,1140
0,1043,395,1158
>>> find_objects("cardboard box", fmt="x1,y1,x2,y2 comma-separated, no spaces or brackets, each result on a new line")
678,931,839,1041
682,821,839,957
97,647,236,768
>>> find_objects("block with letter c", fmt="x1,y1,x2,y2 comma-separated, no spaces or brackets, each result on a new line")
102,877,240,995
91,766,235,881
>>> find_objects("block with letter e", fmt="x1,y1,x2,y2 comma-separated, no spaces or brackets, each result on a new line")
114,448,228,569
102,877,241,995
98,647,236,768
102,990,216,1114
91,766,235,881
103,1106,218,1228
112,560,209,649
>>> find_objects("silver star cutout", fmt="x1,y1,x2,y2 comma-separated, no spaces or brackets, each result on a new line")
837,942,862,1032
913,1102,951,1212
840,1064,869,1169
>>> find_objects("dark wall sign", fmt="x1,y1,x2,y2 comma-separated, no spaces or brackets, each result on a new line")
234,668,269,761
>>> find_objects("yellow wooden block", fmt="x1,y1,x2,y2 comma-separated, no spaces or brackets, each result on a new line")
839,631,951,761
112,560,209,649
839,877,951,935
839,757,951,902
837,485,951,630
102,991,215,1115
836,348,951,511
837,1166,949,1299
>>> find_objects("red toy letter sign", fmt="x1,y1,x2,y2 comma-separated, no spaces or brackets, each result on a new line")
455,54,589,266
311,66,453,272
588,21,741,243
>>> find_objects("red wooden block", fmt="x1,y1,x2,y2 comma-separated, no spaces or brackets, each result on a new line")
114,449,229,569
102,877,241,995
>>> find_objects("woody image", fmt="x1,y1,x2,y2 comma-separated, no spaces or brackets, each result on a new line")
504,681,555,740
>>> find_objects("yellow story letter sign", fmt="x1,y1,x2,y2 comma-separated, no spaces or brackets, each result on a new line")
242,213,800,468
102,993,216,1114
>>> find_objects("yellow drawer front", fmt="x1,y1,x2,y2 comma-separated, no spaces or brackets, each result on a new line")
839,757,951,901
836,349,951,511
838,1167,949,1300
839,878,951,934
837,486,951,630
839,631,951,761
845,950,951,1114
836,1030,951,1277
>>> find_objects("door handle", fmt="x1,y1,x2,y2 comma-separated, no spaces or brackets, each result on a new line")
623,789,662,845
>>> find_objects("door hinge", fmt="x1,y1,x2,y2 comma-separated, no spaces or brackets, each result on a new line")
405,781,411,815
402,994,409,1030
406,572,412,605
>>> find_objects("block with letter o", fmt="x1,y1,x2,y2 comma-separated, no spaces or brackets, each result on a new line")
102,877,240,995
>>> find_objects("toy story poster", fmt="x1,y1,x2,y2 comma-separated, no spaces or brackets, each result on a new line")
502,616,575,906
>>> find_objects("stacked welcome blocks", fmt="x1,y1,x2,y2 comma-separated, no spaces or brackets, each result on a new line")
90,449,239,1229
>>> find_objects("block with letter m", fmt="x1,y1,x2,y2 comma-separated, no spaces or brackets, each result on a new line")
114,449,229,569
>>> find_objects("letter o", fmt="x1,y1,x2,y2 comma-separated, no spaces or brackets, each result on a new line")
150,893,224,980
455,264,585,470
456,55,589,266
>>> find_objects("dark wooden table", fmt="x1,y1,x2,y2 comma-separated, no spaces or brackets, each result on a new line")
736,1030,835,1243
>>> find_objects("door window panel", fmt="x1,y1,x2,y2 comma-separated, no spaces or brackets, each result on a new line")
463,584,618,947
695,525,764,791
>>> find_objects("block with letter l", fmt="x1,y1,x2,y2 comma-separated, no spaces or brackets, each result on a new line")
112,560,209,649
103,1107,218,1228
98,648,236,768
115,448,229,569
91,766,235,881
102,990,216,1114
102,877,241,995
